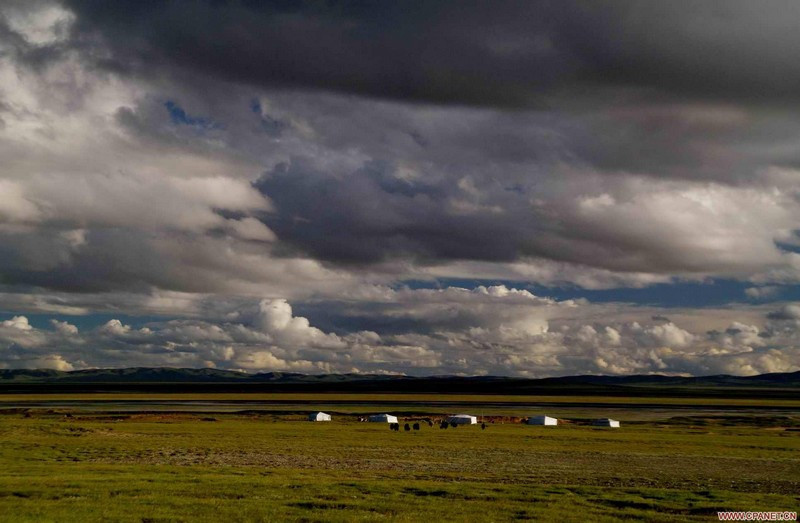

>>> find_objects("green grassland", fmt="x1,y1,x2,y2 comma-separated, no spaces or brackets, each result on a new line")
0,398,798,521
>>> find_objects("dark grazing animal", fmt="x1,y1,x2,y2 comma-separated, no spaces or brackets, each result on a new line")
413,423,420,431
404,423,411,431
481,422,486,430
440,421,448,429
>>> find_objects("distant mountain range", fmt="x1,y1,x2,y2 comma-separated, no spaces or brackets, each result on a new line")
0,367,410,383
0,367,798,396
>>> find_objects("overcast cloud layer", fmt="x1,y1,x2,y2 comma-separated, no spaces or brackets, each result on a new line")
1,1,799,376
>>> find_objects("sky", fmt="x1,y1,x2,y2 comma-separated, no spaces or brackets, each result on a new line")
1,0,800,377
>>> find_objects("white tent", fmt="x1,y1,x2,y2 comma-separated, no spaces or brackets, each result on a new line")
527,415,558,426
308,412,332,422
593,418,620,428
446,414,478,425
367,413,399,423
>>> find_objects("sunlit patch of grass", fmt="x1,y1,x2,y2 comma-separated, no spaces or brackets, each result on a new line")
0,407,798,521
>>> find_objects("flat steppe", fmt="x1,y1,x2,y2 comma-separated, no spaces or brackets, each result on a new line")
0,394,798,521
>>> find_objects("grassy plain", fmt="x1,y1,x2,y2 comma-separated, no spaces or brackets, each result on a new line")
0,395,798,521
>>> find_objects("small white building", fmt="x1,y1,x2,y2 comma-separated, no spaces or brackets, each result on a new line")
527,415,558,426
446,414,478,425
593,418,620,428
367,413,398,423
308,411,332,422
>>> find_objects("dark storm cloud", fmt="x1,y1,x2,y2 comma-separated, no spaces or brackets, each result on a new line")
61,0,800,108
255,159,534,265
254,158,787,275
53,0,800,183
4,0,799,285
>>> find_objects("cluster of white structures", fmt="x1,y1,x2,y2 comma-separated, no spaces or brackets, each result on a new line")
526,415,620,428
435,414,621,428
309,411,621,428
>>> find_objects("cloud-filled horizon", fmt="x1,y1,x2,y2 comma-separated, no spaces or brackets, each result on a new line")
1,1,799,376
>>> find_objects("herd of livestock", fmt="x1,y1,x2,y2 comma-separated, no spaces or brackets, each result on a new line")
383,420,488,431
311,412,621,428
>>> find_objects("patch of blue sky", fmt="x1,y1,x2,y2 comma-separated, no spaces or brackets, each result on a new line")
4,281,797,332
0,313,169,331
164,101,222,130
776,241,800,254
396,278,800,308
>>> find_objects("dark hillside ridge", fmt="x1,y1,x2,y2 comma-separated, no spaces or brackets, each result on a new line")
0,368,798,397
